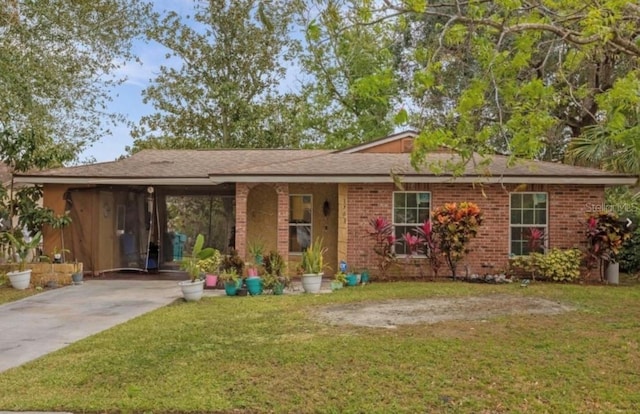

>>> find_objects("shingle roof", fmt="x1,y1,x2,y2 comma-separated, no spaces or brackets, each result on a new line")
12,148,636,186
23,149,330,178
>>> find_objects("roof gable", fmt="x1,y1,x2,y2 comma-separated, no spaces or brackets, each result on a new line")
336,130,420,154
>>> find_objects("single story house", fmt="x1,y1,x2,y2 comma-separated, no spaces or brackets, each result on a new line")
13,130,637,278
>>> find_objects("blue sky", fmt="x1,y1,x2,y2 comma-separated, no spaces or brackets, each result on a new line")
80,1,190,163
81,0,307,163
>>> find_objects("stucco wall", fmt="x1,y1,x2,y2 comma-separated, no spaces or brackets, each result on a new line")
288,183,338,276
246,184,278,260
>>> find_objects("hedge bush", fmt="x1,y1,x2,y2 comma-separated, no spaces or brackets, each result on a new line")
619,216,640,274
511,248,582,282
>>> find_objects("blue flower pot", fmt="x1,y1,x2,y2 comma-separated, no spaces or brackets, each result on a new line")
245,277,263,295
224,281,238,296
346,273,358,286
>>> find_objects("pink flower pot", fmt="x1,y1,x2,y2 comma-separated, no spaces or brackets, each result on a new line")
205,274,218,288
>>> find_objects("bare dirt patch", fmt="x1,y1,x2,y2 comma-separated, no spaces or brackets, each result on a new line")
317,294,576,328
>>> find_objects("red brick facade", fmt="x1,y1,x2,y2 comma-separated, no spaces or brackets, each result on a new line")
236,181,605,279
345,182,605,279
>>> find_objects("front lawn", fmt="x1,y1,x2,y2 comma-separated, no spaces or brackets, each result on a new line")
0,277,40,305
0,282,639,413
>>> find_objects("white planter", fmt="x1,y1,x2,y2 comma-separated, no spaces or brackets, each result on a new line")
178,279,205,301
8,269,32,290
301,273,323,294
605,262,619,285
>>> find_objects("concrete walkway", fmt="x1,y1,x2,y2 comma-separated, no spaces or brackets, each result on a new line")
0,280,183,373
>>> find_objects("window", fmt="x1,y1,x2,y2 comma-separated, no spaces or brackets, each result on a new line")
289,194,312,253
510,193,548,256
393,192,431,255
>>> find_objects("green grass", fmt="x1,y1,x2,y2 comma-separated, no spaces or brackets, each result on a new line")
0,277,41,305
1,281,639,413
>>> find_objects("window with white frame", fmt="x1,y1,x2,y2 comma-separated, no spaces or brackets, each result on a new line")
393,191,431,255
510,192,548,256
289,194,312,253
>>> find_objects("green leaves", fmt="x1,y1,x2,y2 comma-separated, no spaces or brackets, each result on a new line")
1,0,153,153
511,248,583,282
394,108,409,125
134,0,302,150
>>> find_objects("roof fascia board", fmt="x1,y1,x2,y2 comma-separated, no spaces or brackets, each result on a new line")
12,177,218,185
209,175,637,185
14,175,637,186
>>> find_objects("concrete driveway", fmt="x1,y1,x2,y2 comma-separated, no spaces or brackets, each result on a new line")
0,280,182,373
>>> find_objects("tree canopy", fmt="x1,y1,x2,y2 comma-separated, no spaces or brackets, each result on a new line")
129,0,304,151
370,0,639,170
299,2,401,148
0,0,153,164
0,0,153,234
300,0,639,173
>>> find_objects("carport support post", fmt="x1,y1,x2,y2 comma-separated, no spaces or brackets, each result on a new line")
275,183,289,266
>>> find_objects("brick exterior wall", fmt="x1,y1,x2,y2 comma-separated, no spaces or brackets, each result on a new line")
345,182,605,279
237,181,605,279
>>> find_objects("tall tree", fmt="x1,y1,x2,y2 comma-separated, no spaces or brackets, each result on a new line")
0,0,153,236
0,0,153,163
325,1,639,170
299,1,401,148
130,0,304,151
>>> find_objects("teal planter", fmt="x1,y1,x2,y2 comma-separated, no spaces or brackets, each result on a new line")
346,273,358,286
273,282,285,295
361,271,370,284
246,277,263,295
224,281,238,296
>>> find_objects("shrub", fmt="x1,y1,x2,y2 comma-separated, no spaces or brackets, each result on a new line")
511,248,582,282
619,217,640,274
430,202,483,279
585,211,632,281
415,219,443,280
369,216,397,279
197,250,221,274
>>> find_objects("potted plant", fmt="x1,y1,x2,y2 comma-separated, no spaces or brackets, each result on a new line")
247,239,265,265
220,249,247,296
246,263,260,277
360,268,370,284
219,268,240,296
71,260,83,285
262,250,289,295
178,234,216,301
585,211,632,284
5,230,42,290
245,263,263,296
300,237,326,293
198,250,221,289
345,272,358,286
331,271,346,291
